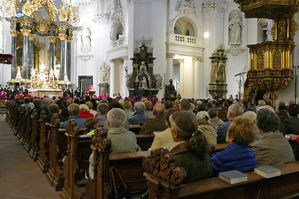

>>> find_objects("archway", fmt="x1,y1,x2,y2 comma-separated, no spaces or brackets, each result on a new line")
174,17,197,37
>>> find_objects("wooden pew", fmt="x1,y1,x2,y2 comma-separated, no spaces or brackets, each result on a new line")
23,111,32,151
29,110,42,161
129,125,142,134
143,149,299,199
136,134,154,151
37,113,50,173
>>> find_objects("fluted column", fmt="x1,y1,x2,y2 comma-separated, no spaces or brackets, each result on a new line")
28,33,35,76
167,53,174,82
21,28,31,79
110,61,115,97
58,33,67,81
66,36,73,81
48,36,56,73
122,56,128,97
10,30,18,79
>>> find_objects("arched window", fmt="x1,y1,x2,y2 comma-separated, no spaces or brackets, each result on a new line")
174,17,196,37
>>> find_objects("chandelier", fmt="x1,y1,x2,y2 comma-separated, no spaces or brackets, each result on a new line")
4,0,79,25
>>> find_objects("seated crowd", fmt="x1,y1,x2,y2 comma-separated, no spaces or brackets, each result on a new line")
10,95,299,183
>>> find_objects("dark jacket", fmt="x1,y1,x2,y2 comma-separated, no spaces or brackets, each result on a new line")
171,142,213,183
216,121,231,144
128,112,149,125
211,143,257,175
60,115,86,129
283,116,299,135
139,115,167,134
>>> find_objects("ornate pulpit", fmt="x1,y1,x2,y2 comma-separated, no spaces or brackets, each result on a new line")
234,0,298,105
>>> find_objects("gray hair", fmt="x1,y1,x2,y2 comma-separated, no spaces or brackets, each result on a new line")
107,108,127,128
68,103,80,116
242,111,257,123
79,104,89,111
196,111,210,125
228,104,244,118
134,102,145,113
256,109,280,133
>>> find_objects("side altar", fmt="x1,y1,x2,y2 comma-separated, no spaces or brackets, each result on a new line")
126,44,163,98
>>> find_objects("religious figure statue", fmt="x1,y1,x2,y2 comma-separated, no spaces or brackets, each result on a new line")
100,62,110,83
155,74,163,89
80,27,91,53
165,79,177,100
229,10,242,45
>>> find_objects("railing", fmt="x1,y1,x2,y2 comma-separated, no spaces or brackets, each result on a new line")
170,33,202,47
111,39,126,48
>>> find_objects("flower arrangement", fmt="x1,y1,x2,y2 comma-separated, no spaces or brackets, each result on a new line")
0,92,7,99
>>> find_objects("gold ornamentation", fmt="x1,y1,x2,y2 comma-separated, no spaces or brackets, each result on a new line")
36,17,50,35
4,0,19,16
29,34,36,40
20,29,31,37
10,30,18,37
58,33,67,41
48,36,56,43
19,18,32,28
66,37,73,43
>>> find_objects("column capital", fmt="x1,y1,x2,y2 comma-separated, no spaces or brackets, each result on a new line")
67,36,73,43
178,59,184,63
193,56,202,62
29,34,35,40
10,30,18,37
58,33,67,41
20,29,31,37
167,53,175,59
121,56,128,60
48,36,56,43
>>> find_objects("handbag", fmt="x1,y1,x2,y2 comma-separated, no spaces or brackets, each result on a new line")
109,166,131,199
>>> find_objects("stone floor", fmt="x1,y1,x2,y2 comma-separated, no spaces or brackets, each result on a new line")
0,115,60,199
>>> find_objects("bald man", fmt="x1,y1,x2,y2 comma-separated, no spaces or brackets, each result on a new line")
139,103,167,134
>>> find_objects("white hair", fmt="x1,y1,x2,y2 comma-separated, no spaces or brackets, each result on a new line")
242,111,257,123
107,108,127,128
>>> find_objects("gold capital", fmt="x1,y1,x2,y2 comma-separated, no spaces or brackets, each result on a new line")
48,36,56,43
10,30,18,37
20,29,31,36
58,33,67,40
67,36,73,43
29,34,35,40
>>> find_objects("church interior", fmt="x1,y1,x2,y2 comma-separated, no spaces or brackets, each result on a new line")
0,0,299,198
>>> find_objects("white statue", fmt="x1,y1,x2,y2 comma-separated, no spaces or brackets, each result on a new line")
100,62,110,83
155,74,163,90
141,77,148,89
140,61,147,74
80,27,91,53
229,10,242,45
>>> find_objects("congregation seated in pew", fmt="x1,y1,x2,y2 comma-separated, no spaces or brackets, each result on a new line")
128,102,149,125
139,103,167,134
211,117,257,175
60,103,86,129
89,108,141,179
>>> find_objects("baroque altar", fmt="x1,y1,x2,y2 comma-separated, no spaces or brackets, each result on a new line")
126,44,163,97
4,0,78,96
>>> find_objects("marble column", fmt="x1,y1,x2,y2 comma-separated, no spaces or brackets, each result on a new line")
193,57,201,99
178,59,184,96
66,36,72,81
48,36,56,73
109,61,115,97
167,53,174,82
21,29,31,80
10,30,18,79
28,34,35,76
58,33,67,81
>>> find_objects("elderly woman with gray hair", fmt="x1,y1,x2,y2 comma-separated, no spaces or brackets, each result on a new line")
128,102,149,125
251,109,295,166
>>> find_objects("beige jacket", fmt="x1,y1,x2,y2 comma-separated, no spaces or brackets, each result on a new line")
149,128,181,151
198,124,217,146
251,131,295,166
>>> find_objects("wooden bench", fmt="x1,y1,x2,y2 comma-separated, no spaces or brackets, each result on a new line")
37,113,50,173
129,124,142,134
136,134,155,151
143,149,299,199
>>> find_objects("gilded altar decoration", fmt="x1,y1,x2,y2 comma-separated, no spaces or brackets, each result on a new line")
234,0,298,106
5,0,78,93
208,45,228,99
36,17,50,35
